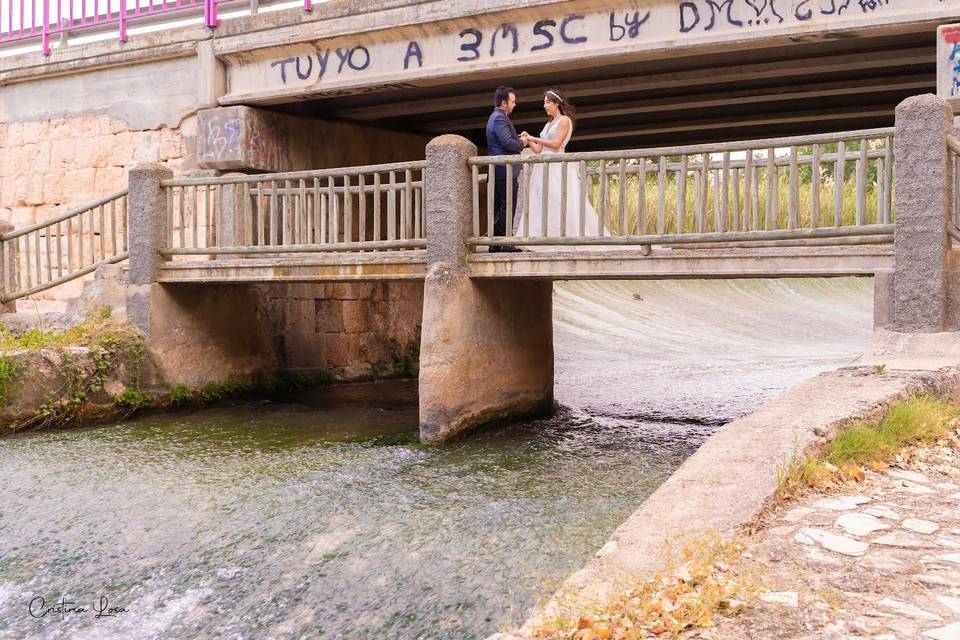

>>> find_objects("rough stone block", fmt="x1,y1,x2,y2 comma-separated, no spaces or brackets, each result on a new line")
159,129,183,161
329,282,363,300
342,300,368,333
315,299,343,333
197,106,289,172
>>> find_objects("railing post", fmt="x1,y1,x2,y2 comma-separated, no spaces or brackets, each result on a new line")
204,0,220,29
41,0,51,55
126,163,173,335
890,94,954,332
0,223,16,313
424,135,475,271
217,174,248,257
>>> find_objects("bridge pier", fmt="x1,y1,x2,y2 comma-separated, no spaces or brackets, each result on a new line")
877,94,960,332
418,136,553,443
126,163,277,386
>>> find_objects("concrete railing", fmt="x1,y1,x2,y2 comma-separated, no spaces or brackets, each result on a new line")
468,127,895,250
158,161,426,257
0,189,129,303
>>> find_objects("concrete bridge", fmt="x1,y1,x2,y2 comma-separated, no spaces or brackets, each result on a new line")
4,1,960,441
0,92,957,442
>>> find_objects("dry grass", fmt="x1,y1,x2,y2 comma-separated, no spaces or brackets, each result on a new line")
530,534,762,639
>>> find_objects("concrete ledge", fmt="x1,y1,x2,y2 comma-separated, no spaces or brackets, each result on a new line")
506,365,960,637
156,252,428,283
856,329,960,370
469,246,893,280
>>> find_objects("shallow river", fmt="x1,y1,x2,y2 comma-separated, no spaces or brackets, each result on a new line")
0,279,873,640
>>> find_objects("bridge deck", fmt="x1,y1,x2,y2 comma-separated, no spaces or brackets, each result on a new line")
156,246,892,283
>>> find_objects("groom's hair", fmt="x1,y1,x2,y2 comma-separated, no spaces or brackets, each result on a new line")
494,86,516,108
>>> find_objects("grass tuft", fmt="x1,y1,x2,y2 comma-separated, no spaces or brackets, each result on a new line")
777,395,958,499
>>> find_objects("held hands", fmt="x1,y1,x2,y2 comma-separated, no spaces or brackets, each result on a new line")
519,131,531,146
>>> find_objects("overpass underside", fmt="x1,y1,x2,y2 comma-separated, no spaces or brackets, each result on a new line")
271,30,934,153
203,0,950,154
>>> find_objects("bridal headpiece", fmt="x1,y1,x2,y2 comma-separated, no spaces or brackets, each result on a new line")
545,90,563,103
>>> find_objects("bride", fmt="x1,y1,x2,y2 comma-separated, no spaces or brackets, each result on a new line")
515,89,602,244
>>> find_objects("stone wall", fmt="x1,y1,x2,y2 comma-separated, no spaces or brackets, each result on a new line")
258,281,424,380
0,114,199,300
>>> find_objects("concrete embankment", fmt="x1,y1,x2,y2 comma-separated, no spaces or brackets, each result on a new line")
510,366,960,637
491,278,960,638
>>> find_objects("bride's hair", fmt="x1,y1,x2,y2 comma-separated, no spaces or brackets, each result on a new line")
544,89,576,127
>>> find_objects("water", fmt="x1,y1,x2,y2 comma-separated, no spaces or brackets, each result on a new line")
0,279,873,639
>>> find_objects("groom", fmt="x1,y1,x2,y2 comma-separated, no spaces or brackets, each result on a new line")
485,86,526,253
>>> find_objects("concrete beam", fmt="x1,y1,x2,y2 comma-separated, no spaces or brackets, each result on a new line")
156,252,428,283
198,106,289,171
332,47,935,121
197,105,430,171
418,135,553,443
217,1,954,107
197,39,227,109
428,74,932,133
469,246,893,280
571,106,895,143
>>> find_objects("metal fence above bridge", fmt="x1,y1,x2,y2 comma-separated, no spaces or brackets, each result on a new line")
468,128,896,251
159,161,426,258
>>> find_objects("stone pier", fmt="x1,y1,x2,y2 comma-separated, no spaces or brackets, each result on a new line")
126,163,278,387
418,135,554,443
876,94,960,332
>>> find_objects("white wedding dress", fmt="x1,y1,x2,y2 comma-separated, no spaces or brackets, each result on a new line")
513,116,602,245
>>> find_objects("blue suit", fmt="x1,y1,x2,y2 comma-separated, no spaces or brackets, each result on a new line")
485,108,524,239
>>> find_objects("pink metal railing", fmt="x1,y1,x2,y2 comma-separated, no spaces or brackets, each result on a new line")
1,0,312,56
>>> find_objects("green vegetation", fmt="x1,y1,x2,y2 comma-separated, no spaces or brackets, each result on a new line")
0,307,150,431
0,354,19,407
113,388,152,409
826,396,956,466
778,395,958,498
873,363,886,375
0,306,121,351
168,383,192,406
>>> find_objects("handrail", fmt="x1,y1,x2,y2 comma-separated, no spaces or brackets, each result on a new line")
161,161,428,187
469,127,896,166
0,190,129,303
470,127,894,246
163,161,426,255
1,189,128,241
469,225,895,247
948,134,960,156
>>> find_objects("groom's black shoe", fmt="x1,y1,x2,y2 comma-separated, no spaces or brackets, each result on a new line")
500,246,522,253
488,246,502,253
